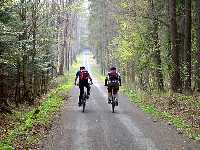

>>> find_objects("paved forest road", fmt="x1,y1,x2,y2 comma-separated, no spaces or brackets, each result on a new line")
39,52,200,150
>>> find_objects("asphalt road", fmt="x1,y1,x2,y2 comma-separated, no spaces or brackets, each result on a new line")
39,52,200,150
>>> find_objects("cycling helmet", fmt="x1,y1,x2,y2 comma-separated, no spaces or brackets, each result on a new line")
110,66,116,70
80,66,85,70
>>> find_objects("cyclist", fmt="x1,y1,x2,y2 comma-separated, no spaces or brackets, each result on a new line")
104,66,121,105
75,66,93,106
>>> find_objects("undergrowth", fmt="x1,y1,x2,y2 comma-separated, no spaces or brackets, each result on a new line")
0,56,81,149
122,87,200,141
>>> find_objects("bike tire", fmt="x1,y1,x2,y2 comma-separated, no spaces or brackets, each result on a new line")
82,101,86,112
112,97,115,113
112,102,115,113
82,92,86,112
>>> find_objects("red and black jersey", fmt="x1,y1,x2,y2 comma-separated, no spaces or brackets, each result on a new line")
76,69,91,82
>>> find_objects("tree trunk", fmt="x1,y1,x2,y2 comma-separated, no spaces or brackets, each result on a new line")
57,0,64,75
19,0,29,101
169,0,181,92
195,0,200,91
150,0,164,91
184,0,192,93
15,60,21,105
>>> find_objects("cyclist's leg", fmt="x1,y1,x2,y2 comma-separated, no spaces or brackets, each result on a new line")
113,86,119,105
107,86,112,103
113,85,119,94
86,82,91,97
79,84,84,106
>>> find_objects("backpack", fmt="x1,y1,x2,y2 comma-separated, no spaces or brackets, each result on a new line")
79,70,89,80
108,72,119,81
108,71,119,86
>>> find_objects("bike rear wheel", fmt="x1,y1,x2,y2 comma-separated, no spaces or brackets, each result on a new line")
112,97,115,113
82,101,86,112
82,92,86,112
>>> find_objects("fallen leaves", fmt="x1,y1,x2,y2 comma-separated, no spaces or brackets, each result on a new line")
143,93,200,138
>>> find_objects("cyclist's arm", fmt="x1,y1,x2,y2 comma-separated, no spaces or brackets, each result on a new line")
105,76,108,86
105,73,109,86
75,71,79,85
118,74,122,86
88,73,93,84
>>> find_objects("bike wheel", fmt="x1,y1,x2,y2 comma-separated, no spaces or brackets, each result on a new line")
112,97,115,113
82,92,86,112
82,100,86,112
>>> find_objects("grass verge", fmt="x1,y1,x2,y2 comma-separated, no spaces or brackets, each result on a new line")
122,86,200,141
0,57,81,149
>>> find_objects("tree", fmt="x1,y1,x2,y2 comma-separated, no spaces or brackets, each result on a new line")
169,0,181,92
149,0,164,91
0,0,82,110
184,0,192,92
195,0,200,91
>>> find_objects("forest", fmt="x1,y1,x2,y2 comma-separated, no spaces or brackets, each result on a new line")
0,0,82,111
89,0,200,94
88,0,200,140
1,0,200,112
0,0,200,149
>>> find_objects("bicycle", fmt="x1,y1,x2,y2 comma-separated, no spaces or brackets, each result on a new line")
110,90,118,113
106,80,119,113
77,82,93,112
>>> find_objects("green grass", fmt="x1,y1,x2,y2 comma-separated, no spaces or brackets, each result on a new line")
123,87,200,141
0,56,81,149
0,83,70,149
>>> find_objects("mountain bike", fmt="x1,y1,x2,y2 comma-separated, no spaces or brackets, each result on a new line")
106,80,119,113
110,91,118,113
78,82,93,112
